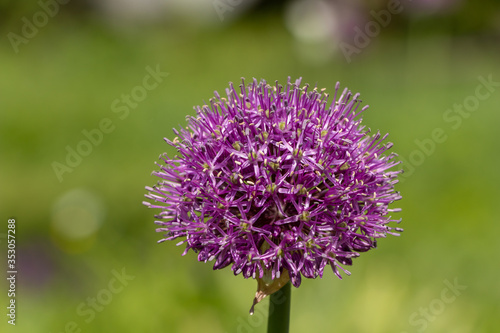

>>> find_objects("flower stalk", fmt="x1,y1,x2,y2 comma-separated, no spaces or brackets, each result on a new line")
267,282,291,333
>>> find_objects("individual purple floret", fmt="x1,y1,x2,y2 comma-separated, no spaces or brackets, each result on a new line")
144,77,402,293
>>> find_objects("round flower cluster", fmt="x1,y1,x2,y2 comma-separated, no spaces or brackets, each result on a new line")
144,77,402,288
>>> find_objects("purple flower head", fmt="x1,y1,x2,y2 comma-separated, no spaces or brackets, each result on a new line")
144,78,402,308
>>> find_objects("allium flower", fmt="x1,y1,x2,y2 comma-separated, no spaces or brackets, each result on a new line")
144,77,402,310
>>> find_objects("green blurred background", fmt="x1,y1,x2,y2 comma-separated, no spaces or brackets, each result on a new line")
1,0,499,332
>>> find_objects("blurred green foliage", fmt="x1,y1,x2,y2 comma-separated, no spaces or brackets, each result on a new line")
1,2,500,332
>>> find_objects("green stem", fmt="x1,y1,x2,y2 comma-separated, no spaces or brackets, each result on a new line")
267,281,291,333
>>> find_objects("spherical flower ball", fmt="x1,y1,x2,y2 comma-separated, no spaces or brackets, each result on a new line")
144,77,402,301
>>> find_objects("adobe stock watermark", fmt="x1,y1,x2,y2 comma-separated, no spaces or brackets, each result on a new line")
398,74,499,182
339,0,412,63
50,267,135,333
51,64,169,183
7,0,71,54
213,0,244,22
224,288,288,333
401,277,467,333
